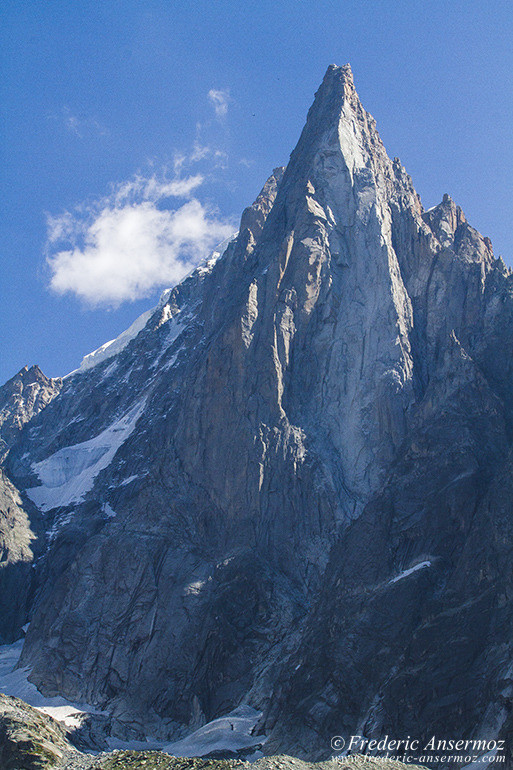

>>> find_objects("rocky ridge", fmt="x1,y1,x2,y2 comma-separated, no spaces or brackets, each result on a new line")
0,365,61,461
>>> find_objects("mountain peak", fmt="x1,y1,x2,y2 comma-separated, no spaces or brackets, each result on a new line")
305,62,361,129
323,62,355,93
0,364,61,459
279,62,387,199
6,65,513,761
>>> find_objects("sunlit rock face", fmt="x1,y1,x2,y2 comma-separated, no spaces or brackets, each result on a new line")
0,365,61,461
0,365,60,643
2,64,513,758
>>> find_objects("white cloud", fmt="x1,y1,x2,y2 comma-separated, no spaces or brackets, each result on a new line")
62,107,107,138
208,89,230,119
65,115,81,136
46,173,234,307
173,152,187,173
191,142,212,162
112,173,204,205
189,143,228,168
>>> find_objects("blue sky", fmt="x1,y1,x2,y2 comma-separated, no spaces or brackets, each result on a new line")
1,0,512,383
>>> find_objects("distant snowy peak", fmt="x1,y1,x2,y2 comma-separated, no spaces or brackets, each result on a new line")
75,307,155,374
73,234,237,376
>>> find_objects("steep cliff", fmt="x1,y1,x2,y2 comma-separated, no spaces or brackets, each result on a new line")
0,365,60,642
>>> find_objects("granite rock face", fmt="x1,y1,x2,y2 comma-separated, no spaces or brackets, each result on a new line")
0,469,41,643
0,365,61,461
2,65,513,759
0,365,58,642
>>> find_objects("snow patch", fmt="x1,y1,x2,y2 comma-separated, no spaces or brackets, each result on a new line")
184,580,206,596
71,308,154,376
389,561,431,584
0,638,101,727
160,347,185,372
26,398,146,511
164,705,264,757
101,359,120,380
188,234,235,280
119,474,139,487
151,317,185,371
102,503,117,518
47,509,76,542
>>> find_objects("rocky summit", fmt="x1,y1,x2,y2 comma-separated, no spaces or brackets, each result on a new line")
1,64,513,764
